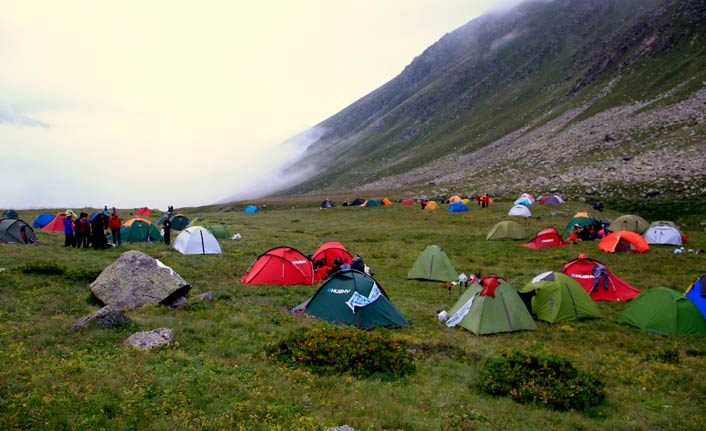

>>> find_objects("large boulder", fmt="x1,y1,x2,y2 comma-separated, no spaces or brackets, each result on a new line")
90,250,190,310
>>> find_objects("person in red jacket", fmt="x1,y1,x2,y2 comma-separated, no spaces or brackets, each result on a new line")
108,211,122,246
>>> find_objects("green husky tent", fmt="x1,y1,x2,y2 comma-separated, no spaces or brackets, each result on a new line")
407,245,458,282
619,287,706,337
520,272,600,323
445,279,537,334
486,220,527,240
116,218,163,243
293,270,411,329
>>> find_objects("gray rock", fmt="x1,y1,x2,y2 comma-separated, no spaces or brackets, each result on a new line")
124,328,174,350
90,250,190,310
326,426,356,431
69,305,131,332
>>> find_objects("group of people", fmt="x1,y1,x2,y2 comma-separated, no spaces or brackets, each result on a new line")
62,206,121,250
568,223,610,242
312,253,367,279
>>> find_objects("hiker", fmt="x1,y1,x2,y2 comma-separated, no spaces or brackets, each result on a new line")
591,263,609,292
578,225,594,241
162,215,172,245
569,224,582,242
351,254,365,272
63,214,75,247
340,258,351,271
168,205,174,213
108,211,122,246
91,211,108,249
78,213,91,248
593,201,604,212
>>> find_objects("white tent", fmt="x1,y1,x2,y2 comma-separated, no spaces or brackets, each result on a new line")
508,204,531,217
643,225,682,246
173,226,222,255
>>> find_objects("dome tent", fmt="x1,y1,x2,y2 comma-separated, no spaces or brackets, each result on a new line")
407,245,457,282
561,255,640,302
32,213,55,228
240,246,315,285
116,218,163,243
608,214,649,234
0,218,38,244
293,270,410,329
486,220,527,240
519,272,600,323
620,287,706,337
685,274,706,320
508,205,531,217
173,226,222,255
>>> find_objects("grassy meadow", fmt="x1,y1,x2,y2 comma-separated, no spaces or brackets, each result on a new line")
1,200,705,430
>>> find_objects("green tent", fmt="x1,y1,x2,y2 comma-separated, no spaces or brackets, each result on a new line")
564,216,598,232
190,220,231,239
363,198,382,207
407,245,458,282
486,220,527,240
445,280,537,335
156,213,191,230
619,287,706,337
115,220,163,243
0,218,38,244
2,209,18,219
520,272,600,323
608,214,649,234
293,270,410,329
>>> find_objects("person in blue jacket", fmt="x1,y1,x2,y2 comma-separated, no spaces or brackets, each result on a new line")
63,214,75,247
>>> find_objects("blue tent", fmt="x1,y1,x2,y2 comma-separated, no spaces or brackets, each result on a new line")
32,213,55,228
244,205,258,213
448,202,468,212
514,197,533,206
685,274,706,320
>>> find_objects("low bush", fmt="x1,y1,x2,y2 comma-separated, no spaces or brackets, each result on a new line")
266,324,415,379
478,350,606,411
18,262,66,275
65,268,103,283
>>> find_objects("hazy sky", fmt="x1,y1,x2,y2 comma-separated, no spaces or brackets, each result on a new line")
2,0,513,210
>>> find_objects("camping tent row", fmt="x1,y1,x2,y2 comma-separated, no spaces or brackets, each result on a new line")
346,198,392,207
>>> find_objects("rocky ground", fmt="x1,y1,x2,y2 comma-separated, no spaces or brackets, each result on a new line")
357,81,706,201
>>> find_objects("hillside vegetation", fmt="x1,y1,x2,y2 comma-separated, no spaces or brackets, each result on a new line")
1,200,705,430
280,0,706,202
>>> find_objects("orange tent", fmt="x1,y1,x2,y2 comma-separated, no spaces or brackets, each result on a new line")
123,217,152,227
382,197,393,205
574,212,590,218
449,195,462,203
598,231,649,253
423,201,440,210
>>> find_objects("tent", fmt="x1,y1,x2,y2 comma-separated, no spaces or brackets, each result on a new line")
407,245,457,282
206,224,230,239
320,199,335,208
117,218,163,243
173,226,222,255
312,241,353,268
561,255,641,302
2,209,18,218
445,279,537,335
135,207,153,216
32,212,55,228
508,205,531,217
449,195,463,203
643,225,682,246
423,201,439,210
523,227,570,249
401,199,416,205
382,197,393,205
486,220,527,240
519,272,600,323
240,246,315,285
155,213,191,229
608,215,649,234
598,231,649,253
619,287,706,337
448,202,468,212
685,274,706,319
539,194,564,205
244,205,258,213
564,216,598,233
361,198,382,207
293,270,410,329
514,193,535,206
350,198,365,206
0,218,38,244
41,213,70,232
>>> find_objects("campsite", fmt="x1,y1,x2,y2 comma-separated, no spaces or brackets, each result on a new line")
1,198,705,430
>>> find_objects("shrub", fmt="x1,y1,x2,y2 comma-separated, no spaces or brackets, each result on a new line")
266,325,415,379
18,262,66,275
478,350,606,411
65,268,103,283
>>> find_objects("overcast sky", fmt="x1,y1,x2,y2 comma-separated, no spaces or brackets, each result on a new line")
1,0,517,210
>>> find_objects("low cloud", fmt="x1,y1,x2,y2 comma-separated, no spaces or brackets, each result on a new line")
0,107,49,128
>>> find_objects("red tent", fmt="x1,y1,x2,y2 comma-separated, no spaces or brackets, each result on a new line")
401,199,416,205
522,227,570,249
598,231,649,253
562,255,641,302
135,207,152,216
41,213,70,232
240,247,315,285
312,242,352,268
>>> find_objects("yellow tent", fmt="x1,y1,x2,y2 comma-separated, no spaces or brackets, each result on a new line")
123,217,152,227
449,195,462,203
424,201,439,210
382,197,393,205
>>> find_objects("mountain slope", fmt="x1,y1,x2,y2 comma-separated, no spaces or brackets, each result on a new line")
279,0,706,200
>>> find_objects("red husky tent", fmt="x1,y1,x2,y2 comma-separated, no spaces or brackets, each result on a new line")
240,246,315,285
562,254,641,302
41,213,70,232
312,242,353,268
523,227,570,249
598,231,649,253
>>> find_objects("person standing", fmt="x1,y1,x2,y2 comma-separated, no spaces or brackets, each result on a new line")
78,213,91,248
162,216,172,245
63,214,75,247
91,211,108,250
108,211,122,246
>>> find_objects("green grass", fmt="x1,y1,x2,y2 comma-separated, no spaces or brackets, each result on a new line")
1,201,705,430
